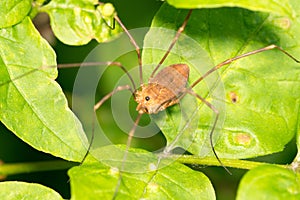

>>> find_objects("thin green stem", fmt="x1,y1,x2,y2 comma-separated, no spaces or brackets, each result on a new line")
0,155,292,177
171,154,288,170
0,160,77,176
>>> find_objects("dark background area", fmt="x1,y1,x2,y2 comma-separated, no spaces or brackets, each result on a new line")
0,0,297,199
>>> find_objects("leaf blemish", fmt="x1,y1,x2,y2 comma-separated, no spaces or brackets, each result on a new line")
147,182,159,192
73,6,81,15
290,161,299,172
148,163,157,171
234,133,252,146
109,167,119,176
273,17,291,30
85,16,92,24
229,91,238,103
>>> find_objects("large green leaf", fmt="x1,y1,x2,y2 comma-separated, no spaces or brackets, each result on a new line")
236,165,300,200
0,17,87,162
166,0,295,18
142,3,300,159
0,181,63,200
69,146,215,199
0,0,32,28
41,0,123,45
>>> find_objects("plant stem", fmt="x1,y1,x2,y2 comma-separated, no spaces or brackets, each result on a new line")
0,160,77,176
172,154,287,170
0,155,290,177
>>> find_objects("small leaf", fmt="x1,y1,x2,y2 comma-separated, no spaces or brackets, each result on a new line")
0,181,63,200
143,3,300,159
166,0,295,18
0,0,32,28
236,165,300,200
69,145,215,199
0,17,87,162
41,0,123,45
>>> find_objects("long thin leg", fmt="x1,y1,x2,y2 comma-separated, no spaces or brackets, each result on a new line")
0,61,137,92
114,15,143,85
150,9,193,79
185,89,232,175
58,62,136,91
82,85,142,199
113,112,143,199
163,101,200,154
80,85,133,164
96,1,143,84
190,44,300,88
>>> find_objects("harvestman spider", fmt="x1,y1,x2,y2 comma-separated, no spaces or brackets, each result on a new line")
74,8,300,197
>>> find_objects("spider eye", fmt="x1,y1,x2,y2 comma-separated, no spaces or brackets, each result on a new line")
145,96,150,101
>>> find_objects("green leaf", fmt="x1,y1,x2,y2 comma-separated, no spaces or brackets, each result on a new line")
41,0,123,45
291,104,300,173
69,145,215,199
0,0,32,28
166,0,295,18
236,165,300,200
0,181,63,200
0,17,87,162
143,3,300,159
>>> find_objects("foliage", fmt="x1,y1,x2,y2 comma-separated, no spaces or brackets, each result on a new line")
0,0,299,199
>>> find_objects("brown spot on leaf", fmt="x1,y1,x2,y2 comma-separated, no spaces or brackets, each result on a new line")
235,133,252,146
229,91,238,103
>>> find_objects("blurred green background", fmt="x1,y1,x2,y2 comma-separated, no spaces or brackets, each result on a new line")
0,0,297,199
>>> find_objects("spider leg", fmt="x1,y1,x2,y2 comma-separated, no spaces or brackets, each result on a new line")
80,84,142,199
114,15,143,85
58,62,137,92
113,112,143,200
81,85,134,164
150,9,193,78
185,89,232,175
191,44,300,88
